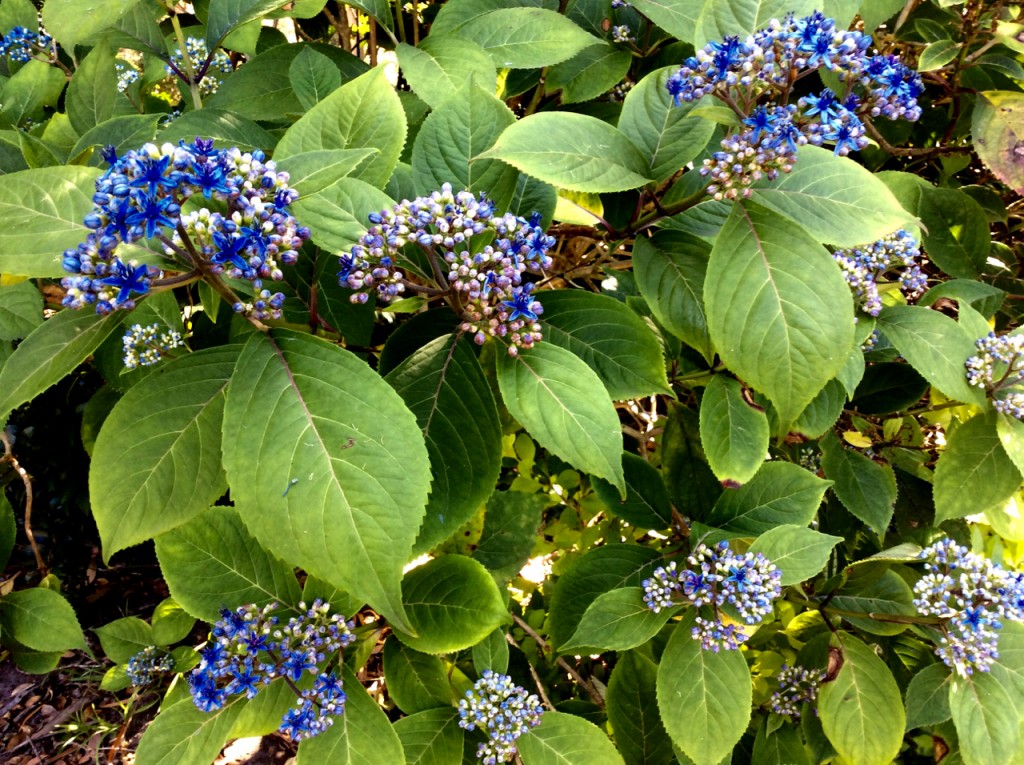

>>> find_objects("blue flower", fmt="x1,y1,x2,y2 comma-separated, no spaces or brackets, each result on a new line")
126,192,179,239
188,162,232,198
129,154,176,196
742,105,778,144
211,231,252,274
98,259,150,304
502,286,539,322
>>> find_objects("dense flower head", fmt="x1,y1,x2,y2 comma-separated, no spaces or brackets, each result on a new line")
668,12,923,195
832,229,926,316
126,645,175,687
0,26,52,62
340,183,554,356
770,665,825,718
188,600,355,740
965,332,1024,419
457,670,544,764
166,37,234,96
115,61,141,93
122,323,185,369
642,540,782,651
61,138,308,320
912,539,1024,676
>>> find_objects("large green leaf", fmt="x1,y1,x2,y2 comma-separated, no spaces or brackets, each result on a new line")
154,506,302,622
289,46,342,110
480,113,651,193
134,696,242,765
934,411,1022,524
41,0,142,48
0,588,87,651
0,281,42,341
750,146,911,247
472,490,547,582
392,555,507,654
518,711,625,765
695,0,819,47
752,720,811,765
705,461,830,534
396,38,496,110
94,617,153,664
0,60,66,129
657,615,752,765
547,44,631,105
276,67,406,188
705,204,854,427
818,633,905,765
273,149,378,197
291,177,395,254
607,652,675,765
820,432,897,535
905,663,952,730
394,708,464,765
66,44,135,136
222,330,431,634
383,639,454,714
206,0,292,47
496,342,624,493
949,671,1020,765
749,525,841,586
386,335,502,554
972,91,1024,195
539,290,671,399
158,109,278,152
592,452,673,528
619,67,716,182
561,587,677,654
699,375,769,486
627,0,703,43
632,231,713,362
71,114,162,162
472,629,510,675
410,80,518,214
828,570,917,636
91,347,237,558
453,8,599,68
0,309,122,424
992,622,1024,712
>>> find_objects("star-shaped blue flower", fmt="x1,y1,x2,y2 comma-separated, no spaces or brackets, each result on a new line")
502,288,538,322
126,192,179,239
98,259,150,304
212,231,252,274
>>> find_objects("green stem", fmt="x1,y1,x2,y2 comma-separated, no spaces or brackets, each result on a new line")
169,9,203,111
631,184,708,233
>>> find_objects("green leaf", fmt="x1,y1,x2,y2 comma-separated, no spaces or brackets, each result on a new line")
112,1,165,55
480,113,651,193
222,330,431,634
547,44,631,105
291,177,395,254
206,0,292,47
997,414,1024,483
699,375,769,487
94,617,153,664
0,588,87,652
273,149,378,197
90,347,237,557
135,695,242,765
632,231,713,362
592,452,673,528
392,555,507,654
0,0,39,31
992,622,1024,712
561,587,676,654
607,652,675,765
394,708,464,765
818,634,905,765
154,506,302,622
705,462,830,534
158,109,278,152
749,525,842,586
472,628,509,675
752,719,811,765
905,663,952,730
0,492,15,571
472,490,547,581
792,378,845,438
972,91,1024,195
619,67,716,183
949,671,1020,765
661,402,722,519
820,432,897,535
705,204,854,427
275,67,406,187
919,39,959,71
694,0,817,48
935,411,1022,524
828,569,917,636
386,335,502,555
453,8,598,69
657,615,752,765
66,44,135,136
396,38,496,110
539,290,671,399
71,114,161,162
0,309,122,424
0,60,67,129
383,639,454,714
297,665,406,763
41,0,143,48
496,342,624,493
876,304,986,405
627,0,703,43
0,166,106,278
518,711,625,765
410,79,519,214
289,47,342,110
0,281,42,341
150,598,196,646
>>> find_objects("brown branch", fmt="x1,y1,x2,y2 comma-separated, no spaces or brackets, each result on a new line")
511,613,605,708
505,632,556,712
0,430,45,574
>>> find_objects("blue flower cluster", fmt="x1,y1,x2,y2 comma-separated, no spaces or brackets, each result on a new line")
667,13,923,199
339,183,554,356
0,26,52,62
122,323,185,369
115,61,141,94
61,139,308,320
832,229,926,316
642,540,782,651
126,645,174,687
457,670,544,764
188,601,355,741
912,539,1024,676
769,665,824,718
165,37,235,96
965,332,1024,420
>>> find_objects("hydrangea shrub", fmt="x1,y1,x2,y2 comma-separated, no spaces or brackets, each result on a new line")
0,0,1023,763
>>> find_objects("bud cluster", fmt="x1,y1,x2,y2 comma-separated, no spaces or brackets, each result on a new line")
187,600,355,741
61,138,309,320
769,665,825,718
642,540,782,651
122,323,185,369
339,183,554,355
115,61,141,94
832,229,926,316
965,332,1024,420
0,26,52,62
126,645,175,687
457,670,545,764
912,539,1024,676
165,37,235,96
